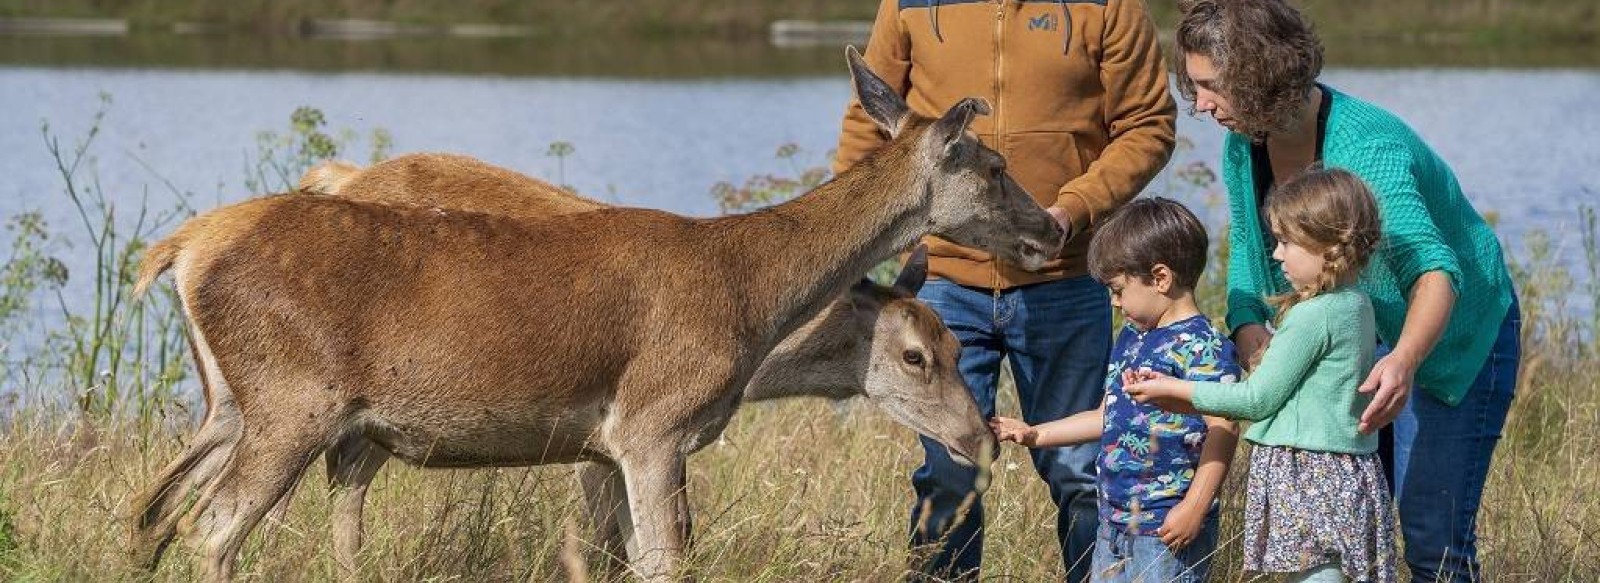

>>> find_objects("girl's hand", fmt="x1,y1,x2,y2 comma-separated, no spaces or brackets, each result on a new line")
1124,379,1200,414
1157,500,1206,550
1120,367,1170,387
988,417,1037,447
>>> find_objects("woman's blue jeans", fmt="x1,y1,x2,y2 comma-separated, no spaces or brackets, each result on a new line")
908,276,1111,582
1381,297,1520,583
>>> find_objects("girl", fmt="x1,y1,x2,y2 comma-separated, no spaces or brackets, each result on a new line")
1126,167,1396,583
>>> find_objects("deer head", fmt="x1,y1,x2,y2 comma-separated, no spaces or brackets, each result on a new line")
746,247,995,465
846,46,1065,271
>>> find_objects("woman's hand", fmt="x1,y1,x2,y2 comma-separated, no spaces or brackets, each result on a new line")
988,416,1038,447
1233,323,1273,369
1359,270,1454,433
1359,350,1417,433
1124,378,1200,414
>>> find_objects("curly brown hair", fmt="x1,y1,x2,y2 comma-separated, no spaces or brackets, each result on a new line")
1173,0,1324,140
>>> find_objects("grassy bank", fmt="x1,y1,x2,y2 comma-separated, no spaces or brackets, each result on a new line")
2,108,1598,581
3,0,1597,46
2,1,1594,75
4,357,1598,580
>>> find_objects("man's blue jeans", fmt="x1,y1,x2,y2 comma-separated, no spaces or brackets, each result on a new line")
909,276,1110,582
1381,296,1520,583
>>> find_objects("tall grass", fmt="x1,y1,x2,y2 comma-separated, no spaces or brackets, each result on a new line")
0,106,1596,581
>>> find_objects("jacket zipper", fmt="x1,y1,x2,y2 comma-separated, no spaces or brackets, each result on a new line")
991,0,1007,298
993,0,1006,143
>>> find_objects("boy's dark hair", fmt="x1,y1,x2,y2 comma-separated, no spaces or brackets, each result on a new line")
1088,197,1209,290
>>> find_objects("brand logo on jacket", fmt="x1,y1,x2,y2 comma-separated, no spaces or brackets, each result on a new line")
1028,13,1058,31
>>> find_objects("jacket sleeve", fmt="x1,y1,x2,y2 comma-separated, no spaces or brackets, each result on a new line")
1193,303,1330,421
1050,0,1177,236
1224,139,1275,332
1225,220,1274,332
832,0,913,175
1334,140,1465,295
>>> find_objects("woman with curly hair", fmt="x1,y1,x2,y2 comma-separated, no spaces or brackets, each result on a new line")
1172,1,1519,581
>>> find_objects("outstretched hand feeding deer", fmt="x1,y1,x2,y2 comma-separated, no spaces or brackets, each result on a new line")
129,47,1064,581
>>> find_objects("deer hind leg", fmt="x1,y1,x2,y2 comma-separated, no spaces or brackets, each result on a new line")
128,414,241,569
616,450,689,582
576,460,634,578
324,434,390,579
178,403,337,582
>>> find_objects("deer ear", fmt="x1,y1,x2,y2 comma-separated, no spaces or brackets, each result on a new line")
846,46,910,138
931,97,990,151
893,245,929,295
846,277,885,319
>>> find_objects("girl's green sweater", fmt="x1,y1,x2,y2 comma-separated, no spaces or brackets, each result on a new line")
1195,287,1378,454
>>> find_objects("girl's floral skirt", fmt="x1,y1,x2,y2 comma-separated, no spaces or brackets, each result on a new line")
1243,444,1398,583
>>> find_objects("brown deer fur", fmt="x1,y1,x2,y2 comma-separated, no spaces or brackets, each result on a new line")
128,48,1063,581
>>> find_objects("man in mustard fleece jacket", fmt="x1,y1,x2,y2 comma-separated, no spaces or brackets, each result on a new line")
832,0,1175,580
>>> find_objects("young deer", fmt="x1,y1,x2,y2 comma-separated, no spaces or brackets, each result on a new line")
130,47,1063,581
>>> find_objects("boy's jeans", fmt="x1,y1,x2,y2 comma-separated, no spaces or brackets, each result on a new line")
1090,514,1219,583
1380,296,1520,583
908,277,1110,582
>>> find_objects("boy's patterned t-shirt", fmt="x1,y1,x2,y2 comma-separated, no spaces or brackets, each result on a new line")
1098,315,1242,535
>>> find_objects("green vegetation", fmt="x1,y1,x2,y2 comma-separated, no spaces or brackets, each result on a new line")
3,0,1596,44
0,0,1594,74
1,106,1597,580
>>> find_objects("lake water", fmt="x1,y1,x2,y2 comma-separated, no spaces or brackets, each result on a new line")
2,63,1598,356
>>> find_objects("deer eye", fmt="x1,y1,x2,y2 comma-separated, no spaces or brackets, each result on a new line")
902,350,926,367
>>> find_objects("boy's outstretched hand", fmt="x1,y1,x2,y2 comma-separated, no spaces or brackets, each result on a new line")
988,416,1037,447
1123,371,1200,415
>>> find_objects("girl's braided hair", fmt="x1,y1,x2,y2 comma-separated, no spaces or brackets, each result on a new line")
1264,166,1383,320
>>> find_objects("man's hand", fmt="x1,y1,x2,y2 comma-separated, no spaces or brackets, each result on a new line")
988,416,1038,447
1233,323,1272,369
1358,350,1417,433
1157,501,1206,550
1045,207,1075,242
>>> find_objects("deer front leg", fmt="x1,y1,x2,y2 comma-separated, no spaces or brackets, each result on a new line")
616,450,689,581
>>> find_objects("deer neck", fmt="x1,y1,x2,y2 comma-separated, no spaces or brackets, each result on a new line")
741,301,865,402
715,144,929,341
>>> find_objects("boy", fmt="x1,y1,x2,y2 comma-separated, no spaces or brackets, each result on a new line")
990,197,1241,582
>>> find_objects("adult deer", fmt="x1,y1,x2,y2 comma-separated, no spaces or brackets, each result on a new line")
289,152,982,574
130,47,1063,581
